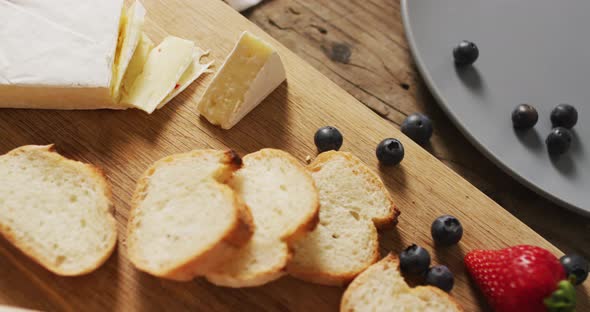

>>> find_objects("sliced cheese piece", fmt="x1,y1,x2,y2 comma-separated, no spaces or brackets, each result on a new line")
157,48,214,110
0,0,125,109
121,33,155,98
112,5,128,93
121,36,195,113
197,31,286,129
111,0,146,101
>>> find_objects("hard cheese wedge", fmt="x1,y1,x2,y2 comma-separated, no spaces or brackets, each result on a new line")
121,33,154,99
121,36,195,113
111,0,146,101
157,49,214,110
197,31,286,129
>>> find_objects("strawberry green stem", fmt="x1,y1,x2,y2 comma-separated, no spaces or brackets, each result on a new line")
544,279,576,312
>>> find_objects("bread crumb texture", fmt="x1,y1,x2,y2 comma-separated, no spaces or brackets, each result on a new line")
288,151,396,285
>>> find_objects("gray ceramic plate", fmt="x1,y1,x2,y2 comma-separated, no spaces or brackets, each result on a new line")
402,0,589,215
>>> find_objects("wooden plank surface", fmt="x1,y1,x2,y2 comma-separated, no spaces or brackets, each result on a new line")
0,0,587,311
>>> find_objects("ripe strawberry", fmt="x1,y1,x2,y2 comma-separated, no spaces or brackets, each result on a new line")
465,245,576,312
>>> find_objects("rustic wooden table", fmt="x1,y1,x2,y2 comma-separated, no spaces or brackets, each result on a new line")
245,0,590,259
0,1,587,311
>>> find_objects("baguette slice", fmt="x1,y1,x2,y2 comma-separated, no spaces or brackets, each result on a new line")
0,145,116,276
206,149,319,287
126,149,253,281
287,151,399,285
341,254,463,312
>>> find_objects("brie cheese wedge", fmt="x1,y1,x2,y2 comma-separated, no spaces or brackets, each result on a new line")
0,0,125,109
121,36,195,113
197,31,286,129
0,0,211,112
111,0,146,101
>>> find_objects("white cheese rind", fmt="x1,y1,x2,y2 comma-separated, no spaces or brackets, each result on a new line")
225,52,285,129
0,0,124,109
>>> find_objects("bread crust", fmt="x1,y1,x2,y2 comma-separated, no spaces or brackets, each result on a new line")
287,266,372,287
162,187,253,280
286,223,380,287
126,149,253,281
288,151,397,285
205,241,290,287
340,254,463,312
0,145,117,276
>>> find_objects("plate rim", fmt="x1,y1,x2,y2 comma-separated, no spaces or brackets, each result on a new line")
400,0,589,216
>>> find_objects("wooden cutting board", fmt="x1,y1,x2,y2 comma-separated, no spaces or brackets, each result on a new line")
0,0,587,310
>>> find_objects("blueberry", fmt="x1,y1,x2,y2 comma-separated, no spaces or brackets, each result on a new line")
546,127,572,155
425,265,454,292
376,138,404,166
551,104,578,129
431,215,463,246
453,40,479,65
511,104,538,130
314,126,343,152
400,244,431,274
560,254,588,285
401,113,434,144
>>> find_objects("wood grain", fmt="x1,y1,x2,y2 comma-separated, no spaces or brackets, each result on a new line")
0,0,587,311
245,0,590,265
